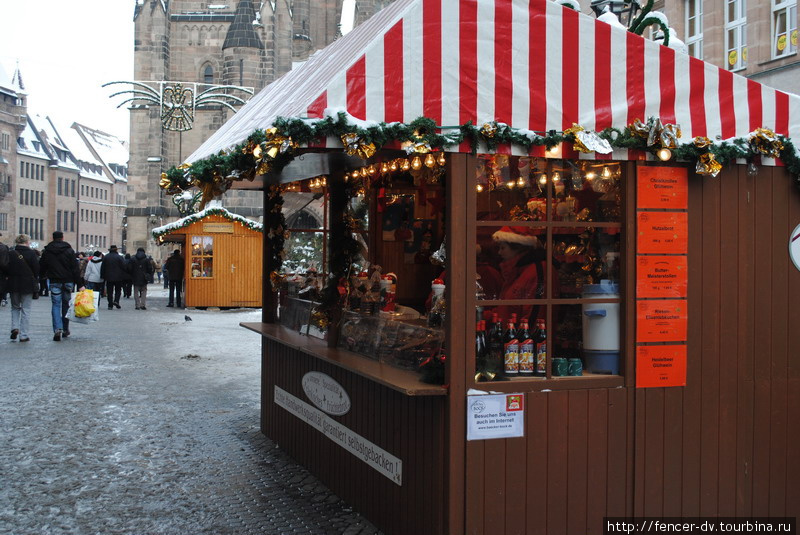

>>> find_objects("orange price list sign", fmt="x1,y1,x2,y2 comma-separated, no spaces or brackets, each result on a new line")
636,299,687,343
637,167,688,210
637,255,688,298
636,345,687,388
637,211,688,255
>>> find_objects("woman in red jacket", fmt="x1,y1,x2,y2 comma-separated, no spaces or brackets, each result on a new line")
491,226,547,324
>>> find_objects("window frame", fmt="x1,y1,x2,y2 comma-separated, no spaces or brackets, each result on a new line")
771,0,798,59
190,235,215,279
685,0,704,59
725,0,747,71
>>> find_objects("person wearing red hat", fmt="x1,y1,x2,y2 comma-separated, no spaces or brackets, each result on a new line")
491,226,548,323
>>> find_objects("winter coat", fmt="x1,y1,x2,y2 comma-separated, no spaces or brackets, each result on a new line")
40,240,81,284
122,255,134,282
5,245,40,294
165,254,184,281
493,249,546,324
100,251,129,282
84,256,104,284
130,251,154,286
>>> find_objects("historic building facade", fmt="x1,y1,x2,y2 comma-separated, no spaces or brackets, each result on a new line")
127,0,392,258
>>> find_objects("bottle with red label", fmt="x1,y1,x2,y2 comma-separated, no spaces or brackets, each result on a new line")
517,319,534,375
503,320,519,375
534,319,547,377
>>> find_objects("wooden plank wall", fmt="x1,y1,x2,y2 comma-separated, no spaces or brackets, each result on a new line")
261,340,447,535
633,165,800,519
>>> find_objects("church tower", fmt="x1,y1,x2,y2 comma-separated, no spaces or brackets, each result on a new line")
222,0,266,91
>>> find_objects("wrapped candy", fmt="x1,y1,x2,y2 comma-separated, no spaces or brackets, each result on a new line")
630,117,681,148
341,133,377,159
696,152,722,177
480,122,498,138
564,124,612,154
748,128,783,159
693,136,713,149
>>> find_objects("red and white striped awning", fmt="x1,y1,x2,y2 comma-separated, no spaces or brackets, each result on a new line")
188,0,800,163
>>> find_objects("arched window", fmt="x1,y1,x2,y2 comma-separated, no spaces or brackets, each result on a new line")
203,65,213,84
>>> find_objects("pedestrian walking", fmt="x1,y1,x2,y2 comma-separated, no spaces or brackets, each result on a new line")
162,258,169,288
165,249,184,308
39,231,82,341
36,250,48,297
100,245,127,310
0,231,10,307
131,248,154,310
84,251,105,293
122,253,133,299
6,234,39,342
147,256,157,284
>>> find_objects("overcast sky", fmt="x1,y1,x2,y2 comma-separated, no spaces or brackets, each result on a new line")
0,1,134,141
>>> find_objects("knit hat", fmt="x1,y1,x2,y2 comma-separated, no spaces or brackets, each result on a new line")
492,226,541,247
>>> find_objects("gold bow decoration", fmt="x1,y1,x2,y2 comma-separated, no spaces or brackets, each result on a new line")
630,117,682,148
475,370,497,382
696,152,722,177
693,136,713,149
480,122,498,138
341,133,377,159
269,270,286,290
564,124,613,154
159,172,184,195
250,127,297,175
404,141,432,155
194,171,231,209
748,128,784,159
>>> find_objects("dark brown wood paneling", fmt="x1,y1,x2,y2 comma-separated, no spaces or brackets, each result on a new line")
261,340,447,535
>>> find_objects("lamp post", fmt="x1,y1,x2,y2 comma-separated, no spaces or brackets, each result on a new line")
590,0,641,28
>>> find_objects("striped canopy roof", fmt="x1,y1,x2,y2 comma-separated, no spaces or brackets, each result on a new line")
188,0,800,163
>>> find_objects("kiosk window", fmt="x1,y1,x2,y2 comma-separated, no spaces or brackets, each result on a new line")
191,236,214,277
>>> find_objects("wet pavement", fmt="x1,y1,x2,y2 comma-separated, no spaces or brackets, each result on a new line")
0,285,381,535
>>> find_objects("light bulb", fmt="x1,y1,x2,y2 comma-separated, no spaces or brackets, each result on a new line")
476,184,484,192
657,148,672,161
381,162,389,173
390,161,398,172
602,166,611,178
360,167,368,177
507,180,515,188
368,165,377,175
538,174,547,185
424,153,435,168
552,172,560,182
547,144,560,156
516,176,525,187
412,156,422,170
438,152,446,166
585,172,596,180
402,159,411,171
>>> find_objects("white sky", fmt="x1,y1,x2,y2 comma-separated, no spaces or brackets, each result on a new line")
0,1,134,142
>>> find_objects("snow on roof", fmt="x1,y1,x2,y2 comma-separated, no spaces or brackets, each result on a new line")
17,119,50,161
72,123,129,182
152,206,264,239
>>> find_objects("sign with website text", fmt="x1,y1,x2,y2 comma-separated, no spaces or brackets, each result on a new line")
636,345,687,387
637,211,688,254
467,393,525,441
636,255,688,298
636,299,688,343
637,166,688,210
203,222,234,233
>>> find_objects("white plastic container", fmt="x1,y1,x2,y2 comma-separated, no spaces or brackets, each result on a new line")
581,280,620,351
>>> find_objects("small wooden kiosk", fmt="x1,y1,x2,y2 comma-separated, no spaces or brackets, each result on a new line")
152,205,263,308
175,1,800,533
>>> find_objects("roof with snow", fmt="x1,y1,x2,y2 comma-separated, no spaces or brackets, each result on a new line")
188,0,800,163
152,205,264,240
17,118,51,161
72,123,129,183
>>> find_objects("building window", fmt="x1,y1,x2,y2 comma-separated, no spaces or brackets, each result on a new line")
58,177,63,195
71,179,76,197
0,213,7,231
685,0,704,59
63,211,68,232
726,0,747,70
772,0,798,58
191,236,215,278
203,64,214,85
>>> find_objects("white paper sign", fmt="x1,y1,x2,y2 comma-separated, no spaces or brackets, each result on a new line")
790,223,800,272
466,393,525,441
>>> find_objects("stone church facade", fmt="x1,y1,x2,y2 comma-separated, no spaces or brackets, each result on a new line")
128,0,392,257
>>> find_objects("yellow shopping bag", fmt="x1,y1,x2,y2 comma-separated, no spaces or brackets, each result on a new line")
74,289,96,318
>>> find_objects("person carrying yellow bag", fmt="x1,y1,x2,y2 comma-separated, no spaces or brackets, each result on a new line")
74,289,96,318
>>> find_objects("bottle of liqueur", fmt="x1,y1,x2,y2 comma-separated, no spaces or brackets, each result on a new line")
534,319,547,377
517,319,534,376
475,320,486,374
503,319,519,376
489,313,505,376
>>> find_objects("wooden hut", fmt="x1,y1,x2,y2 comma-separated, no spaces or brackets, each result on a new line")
172,0,800,533
152,206,263,308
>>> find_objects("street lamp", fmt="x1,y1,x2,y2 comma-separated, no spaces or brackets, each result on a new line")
590,0,641,28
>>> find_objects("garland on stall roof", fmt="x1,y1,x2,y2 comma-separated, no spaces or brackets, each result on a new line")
159,112,800,203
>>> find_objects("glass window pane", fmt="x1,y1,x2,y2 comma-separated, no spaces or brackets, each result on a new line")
282,231,324,275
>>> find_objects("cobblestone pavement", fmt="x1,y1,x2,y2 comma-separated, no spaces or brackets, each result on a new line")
0,285,381,535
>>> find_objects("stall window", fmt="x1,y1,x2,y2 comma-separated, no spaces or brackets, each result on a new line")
473,156,624,383
685,0,704,59
772,0,797,58
190,236,214,277
725,0,747,71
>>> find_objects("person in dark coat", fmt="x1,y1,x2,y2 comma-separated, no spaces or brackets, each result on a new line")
6,234,39,342
130,248,154,310
0,231,9,306
39,231,82,341
165,249,184,308
122,253,134,299
100,245,128,310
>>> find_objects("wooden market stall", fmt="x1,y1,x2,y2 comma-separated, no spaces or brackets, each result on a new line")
174,1,800,533
152,205,263,308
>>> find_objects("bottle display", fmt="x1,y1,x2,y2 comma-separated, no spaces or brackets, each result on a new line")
488,313,505,377
517,320,534,376
534,319,547,377
503,320,519,375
